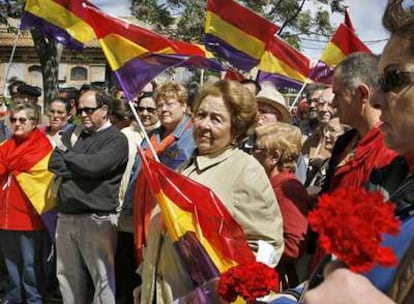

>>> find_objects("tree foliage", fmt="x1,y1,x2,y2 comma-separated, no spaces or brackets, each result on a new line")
130,0,346,49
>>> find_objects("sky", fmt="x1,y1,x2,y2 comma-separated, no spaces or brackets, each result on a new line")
90,0,390,60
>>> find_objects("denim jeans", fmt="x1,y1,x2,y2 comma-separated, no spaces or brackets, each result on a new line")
55,212,118,304
0,230,44,304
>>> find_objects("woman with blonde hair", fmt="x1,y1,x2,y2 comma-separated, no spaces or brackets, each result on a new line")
254,122,311,288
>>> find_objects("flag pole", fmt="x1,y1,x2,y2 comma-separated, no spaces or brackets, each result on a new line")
289,77,310,112
3,29,21,95
288,59,325,111
200,68,204,87
127,100,160,162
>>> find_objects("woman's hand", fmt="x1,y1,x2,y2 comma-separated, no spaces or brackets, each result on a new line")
303,267,395,304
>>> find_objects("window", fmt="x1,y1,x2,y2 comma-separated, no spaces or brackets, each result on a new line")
70,66,87,81
28,65,41,73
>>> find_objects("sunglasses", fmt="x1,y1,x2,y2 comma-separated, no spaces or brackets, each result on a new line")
10,117,33,124
140,91,153,99
379,68,414,93
77,106,102,115
138,106,157,114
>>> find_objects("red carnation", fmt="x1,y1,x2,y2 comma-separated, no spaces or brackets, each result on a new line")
218,261,279,303
309,187,401,273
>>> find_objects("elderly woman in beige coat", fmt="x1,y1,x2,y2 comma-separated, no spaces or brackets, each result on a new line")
139,79,284,303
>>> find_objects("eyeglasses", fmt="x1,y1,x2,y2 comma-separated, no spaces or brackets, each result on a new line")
307,98,320,105
48,110,67,115
156,101,179,110
379,68,414,93
138,106,157,114
10,117,32,124
77,106,102,115
140,91,153,99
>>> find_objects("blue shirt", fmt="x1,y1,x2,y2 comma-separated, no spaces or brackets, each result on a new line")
123,115,196,214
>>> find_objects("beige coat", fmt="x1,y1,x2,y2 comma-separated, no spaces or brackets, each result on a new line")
140,148,284,303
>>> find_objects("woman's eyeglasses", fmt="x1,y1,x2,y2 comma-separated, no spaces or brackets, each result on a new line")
76,106,102,115
379,68,414,93
138,106,157,114
10,117,32,124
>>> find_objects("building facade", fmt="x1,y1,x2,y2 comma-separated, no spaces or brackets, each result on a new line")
0,30,107,110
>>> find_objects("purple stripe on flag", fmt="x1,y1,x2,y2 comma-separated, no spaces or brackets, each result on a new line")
20,12,84,50
310,61,334,84
175,56,225,71
257,71,304,90
41,208,58,240
114,54,186,101
174,231,220,287
204,34,258,71
115,54,224,101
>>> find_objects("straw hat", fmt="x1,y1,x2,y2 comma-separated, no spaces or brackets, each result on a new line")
256,82,290,123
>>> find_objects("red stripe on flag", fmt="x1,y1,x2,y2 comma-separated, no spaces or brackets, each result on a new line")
330,24,371,56
265,36,312,77
207,0,279,43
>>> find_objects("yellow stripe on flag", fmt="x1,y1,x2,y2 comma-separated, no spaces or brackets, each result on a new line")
100,34,176,71
25,0,95,44
205,11,266,60
15,151,55,214
156,191,238,273
320,42,347,67
259,50,308,83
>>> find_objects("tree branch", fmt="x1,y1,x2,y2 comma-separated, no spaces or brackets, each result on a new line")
268,0,285,17
277,0,306,35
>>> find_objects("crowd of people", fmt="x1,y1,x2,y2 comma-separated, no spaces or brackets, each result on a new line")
0,0,413,303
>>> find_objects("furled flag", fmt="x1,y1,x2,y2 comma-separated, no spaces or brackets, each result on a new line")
138,148,255,301
205,0,279,72
344,7,354,30
20,0,96,50
84,4,223,100
0,129,56,237
311,10,371,83
257,36,313,90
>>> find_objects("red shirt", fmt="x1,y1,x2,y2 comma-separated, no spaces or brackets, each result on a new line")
271,171,310,260
328,125,397,192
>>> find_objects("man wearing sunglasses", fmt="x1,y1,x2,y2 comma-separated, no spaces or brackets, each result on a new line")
48,88,128,303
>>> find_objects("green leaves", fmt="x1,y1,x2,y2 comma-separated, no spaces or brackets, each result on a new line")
130,0,345,47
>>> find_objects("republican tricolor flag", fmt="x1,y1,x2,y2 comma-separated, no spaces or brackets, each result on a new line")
205,0,279,71
311,9,371,83
0,129,57,236
138,148,255,301
257,36,313,90
84,4,223,100
20,0,96,50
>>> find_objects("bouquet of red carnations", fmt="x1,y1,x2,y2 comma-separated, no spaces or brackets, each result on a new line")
309,187,401,273
218,261,279,303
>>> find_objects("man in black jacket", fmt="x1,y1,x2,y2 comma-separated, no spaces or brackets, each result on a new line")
48,88,128,304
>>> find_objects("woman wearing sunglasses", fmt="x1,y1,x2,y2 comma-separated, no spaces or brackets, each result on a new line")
0,103,52,303
137,93,161,132
303,1,414,303
40,98,73,145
